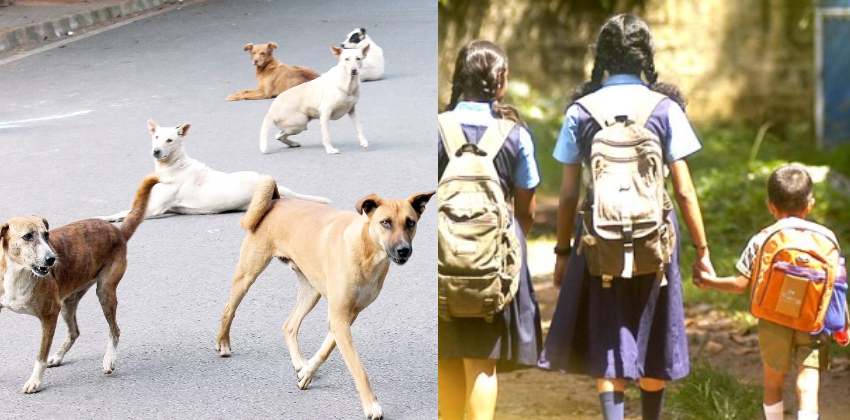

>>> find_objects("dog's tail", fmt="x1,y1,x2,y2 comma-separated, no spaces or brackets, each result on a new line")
276,185,331,205
241,176,279,232
259,113,273,154
121,174,159,241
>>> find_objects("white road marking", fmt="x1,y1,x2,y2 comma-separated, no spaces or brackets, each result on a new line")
0,109,93,129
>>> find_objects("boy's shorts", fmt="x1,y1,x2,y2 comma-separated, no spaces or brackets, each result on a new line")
758,319,830,373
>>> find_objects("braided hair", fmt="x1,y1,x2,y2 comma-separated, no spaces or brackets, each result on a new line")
573,14,686,110
447,40,522,123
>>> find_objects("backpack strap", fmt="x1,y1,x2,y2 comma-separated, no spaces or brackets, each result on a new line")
576,89,667,129
476,119,517,160
437,112,468,159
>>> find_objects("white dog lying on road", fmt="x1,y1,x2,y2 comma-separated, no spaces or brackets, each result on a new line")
341,28,384,81
259,45,369,155
100,120,328,222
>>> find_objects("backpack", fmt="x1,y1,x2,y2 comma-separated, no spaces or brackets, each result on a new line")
437,112,521,322
749,223,841,334
823,257,849,345
575,90,675,284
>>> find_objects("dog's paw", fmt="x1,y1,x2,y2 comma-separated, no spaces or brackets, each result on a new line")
296,368,314,390
216,340,231,357
46,354,64,368
363,401,383,419
324,147,341,155
226,94,238,101
21,378,41,394
102,356,116,375
359,138,369,149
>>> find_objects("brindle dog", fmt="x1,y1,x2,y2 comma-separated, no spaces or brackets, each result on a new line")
0,174,157,393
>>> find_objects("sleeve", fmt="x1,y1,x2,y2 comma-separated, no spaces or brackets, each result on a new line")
552,104,583,164
437,133,449,181
664,102,702,163
513,127,540,189
735,233,764,278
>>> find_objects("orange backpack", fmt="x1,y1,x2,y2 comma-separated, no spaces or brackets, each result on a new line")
750,224,841,333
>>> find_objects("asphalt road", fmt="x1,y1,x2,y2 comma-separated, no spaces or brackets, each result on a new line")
0,0,436,418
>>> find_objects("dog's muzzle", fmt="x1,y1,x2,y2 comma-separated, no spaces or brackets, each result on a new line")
390,245,412,265
351,69,359,76
152,148,163,159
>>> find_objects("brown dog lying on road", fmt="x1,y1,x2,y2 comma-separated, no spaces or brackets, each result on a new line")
215,176,434,420
227,42,319,101
0,174,157,393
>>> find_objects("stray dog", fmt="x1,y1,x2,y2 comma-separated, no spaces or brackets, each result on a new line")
0,175,157,393
341,28,384,81
215,177,434,419
259,45,370,155
227,42,319,101
100,119,328,222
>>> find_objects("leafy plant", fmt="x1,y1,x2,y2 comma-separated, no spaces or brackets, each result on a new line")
667,363,762,420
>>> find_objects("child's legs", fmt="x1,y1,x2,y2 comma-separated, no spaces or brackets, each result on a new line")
759,320,794,404
596,378,627,393
438,357,466,420
463,358,498,420
793,331,826,414
638,377,665,391
762,362,786,405
796,366,819,413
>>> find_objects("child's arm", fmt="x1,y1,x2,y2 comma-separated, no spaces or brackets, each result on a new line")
696,270,749,294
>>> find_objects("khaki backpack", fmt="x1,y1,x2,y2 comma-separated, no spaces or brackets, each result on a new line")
749,223,841,333
437,112,521,322
576,90,675,285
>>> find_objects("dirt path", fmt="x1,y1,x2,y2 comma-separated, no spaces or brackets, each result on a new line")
495,261,850,419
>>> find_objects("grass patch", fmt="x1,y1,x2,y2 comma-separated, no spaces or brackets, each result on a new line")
667,363,762,420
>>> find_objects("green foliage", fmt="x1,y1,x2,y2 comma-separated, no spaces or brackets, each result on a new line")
667,363,762,420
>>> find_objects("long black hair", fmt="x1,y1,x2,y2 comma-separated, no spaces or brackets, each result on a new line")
447,40,522,123
573,14,686,109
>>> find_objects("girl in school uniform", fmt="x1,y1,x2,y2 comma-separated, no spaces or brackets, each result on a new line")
539,14,715,420
437,40,543,420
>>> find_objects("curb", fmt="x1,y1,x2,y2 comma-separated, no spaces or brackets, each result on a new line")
0,0,180,54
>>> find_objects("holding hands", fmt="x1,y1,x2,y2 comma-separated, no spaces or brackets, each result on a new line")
692,245,715,289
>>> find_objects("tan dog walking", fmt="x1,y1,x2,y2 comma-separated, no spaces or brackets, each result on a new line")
214,176,433,419
0,174,158,393
227,42,319,101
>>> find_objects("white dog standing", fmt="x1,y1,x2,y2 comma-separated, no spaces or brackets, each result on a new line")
259,45,369,155
341,28,384,81
101,120,327,222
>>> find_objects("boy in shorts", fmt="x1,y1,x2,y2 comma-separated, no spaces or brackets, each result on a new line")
696,163,838,420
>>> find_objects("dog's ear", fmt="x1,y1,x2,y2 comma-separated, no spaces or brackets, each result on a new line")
330,45,342,57
243,43,253,52
41,218,49,231
269,42,278,50
0,222,8,250
361,43,370,57
360,27,366,35
355,194,382,216
176,124,191,137
407,191,435,216
147,119,158,135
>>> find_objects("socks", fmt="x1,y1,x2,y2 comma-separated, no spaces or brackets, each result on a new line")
798,410,819,420
763,401,783,420
640,388,665,420
598,391,625,420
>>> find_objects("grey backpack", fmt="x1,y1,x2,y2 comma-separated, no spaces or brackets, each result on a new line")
437,112,521,322
575,90,675,284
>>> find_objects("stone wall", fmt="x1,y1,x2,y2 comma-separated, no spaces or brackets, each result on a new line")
438,0,814,124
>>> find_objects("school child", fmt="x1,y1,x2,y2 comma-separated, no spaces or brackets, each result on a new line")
437,40,543,420
538,14,714,420
697,163,848,420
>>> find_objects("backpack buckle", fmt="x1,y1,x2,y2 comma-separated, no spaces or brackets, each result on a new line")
455,143,488,157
